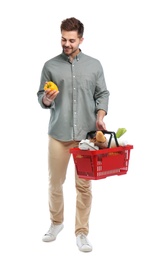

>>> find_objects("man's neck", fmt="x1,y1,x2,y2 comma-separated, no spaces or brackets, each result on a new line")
69,49,80,62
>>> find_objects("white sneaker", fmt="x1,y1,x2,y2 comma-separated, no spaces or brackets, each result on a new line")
42,223,64,242
76,233,92,252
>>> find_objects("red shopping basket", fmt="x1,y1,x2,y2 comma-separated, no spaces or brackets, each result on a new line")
70,130,133,180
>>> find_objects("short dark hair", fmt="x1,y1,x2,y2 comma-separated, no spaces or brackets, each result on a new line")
60,17,84,38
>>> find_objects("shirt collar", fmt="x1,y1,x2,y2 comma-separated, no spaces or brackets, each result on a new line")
61,49,83,62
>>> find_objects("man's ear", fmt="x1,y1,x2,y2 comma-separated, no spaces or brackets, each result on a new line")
79,37,84,44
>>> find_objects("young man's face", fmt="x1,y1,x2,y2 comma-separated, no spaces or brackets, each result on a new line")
61,30,84,57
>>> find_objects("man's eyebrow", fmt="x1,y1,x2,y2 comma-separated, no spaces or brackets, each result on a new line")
61,37,75,41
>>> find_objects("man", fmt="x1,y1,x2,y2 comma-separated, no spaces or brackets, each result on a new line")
37,17,110,252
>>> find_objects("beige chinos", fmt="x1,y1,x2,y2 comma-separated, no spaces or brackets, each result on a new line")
48,135,92,236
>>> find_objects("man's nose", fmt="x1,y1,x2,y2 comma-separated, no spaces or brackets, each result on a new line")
64,40,70,46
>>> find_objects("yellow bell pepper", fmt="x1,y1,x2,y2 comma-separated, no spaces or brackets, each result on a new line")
44,81,58,91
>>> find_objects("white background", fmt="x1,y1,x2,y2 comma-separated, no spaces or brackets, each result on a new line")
0,0,153,259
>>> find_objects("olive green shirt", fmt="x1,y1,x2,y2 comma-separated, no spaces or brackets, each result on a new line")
37,51,110,141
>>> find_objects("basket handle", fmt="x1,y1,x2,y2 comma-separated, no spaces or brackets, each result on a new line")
86,130,119,148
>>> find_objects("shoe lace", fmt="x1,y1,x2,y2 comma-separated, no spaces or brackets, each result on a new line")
79,234,89,245
47,224,54,235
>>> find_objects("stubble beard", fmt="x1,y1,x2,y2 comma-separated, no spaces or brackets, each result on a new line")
63,47,79,57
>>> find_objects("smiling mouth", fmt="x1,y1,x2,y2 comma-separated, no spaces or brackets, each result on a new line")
64,47,71,51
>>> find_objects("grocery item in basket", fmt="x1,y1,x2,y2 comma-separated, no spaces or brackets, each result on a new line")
79,129,128,150
79,139,99,150
110,128,128,147
44,81,59,91
94,131,108,148
110,138,128,147
115,128,127,138
79,131,108,150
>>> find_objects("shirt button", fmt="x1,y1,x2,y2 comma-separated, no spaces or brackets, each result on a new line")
73,75,75,78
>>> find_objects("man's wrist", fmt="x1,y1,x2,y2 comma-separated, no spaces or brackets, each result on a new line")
97,109,106,119
42,94,52,106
